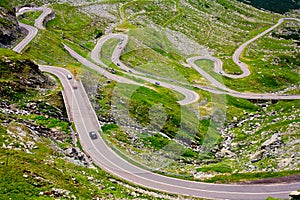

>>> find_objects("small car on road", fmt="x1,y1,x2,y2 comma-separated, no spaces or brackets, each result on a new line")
89,131,98,140
72,82,77,89
67,74,72,79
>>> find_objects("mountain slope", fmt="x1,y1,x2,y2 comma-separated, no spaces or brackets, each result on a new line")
0,49,165,199
1,0,300,191
0,0,26,48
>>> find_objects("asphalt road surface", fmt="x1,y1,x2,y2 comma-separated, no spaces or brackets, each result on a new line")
39,65,300,200
91,33,300,100
188,56,300,100
15,7,300,200
17,6,53,29
13,6,53,53
13,22,38,53
230,18,300,79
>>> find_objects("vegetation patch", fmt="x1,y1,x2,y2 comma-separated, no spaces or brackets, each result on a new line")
197,163,232,173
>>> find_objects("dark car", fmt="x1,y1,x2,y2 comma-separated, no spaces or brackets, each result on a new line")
72,82,77,89
89,131,98,140
155,81,160,85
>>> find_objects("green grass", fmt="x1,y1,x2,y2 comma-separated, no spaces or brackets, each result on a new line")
120,28,209,85
0,136,157,199
21,3,108,68
226,95,260,111
18,11,42,26
128,86,180,137
27,115,70,133
197,163,233,173
5,0,300,184
101,123,129,143
0,49,42,103
140,133,170,150
99,38,119,67
224,21,300,93
0,0,13,11
194,59,226,84
193,25,300,93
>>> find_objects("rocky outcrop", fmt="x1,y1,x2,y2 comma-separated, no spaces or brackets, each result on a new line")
250,150,265,163
250,133,283,163
0,4,26,48
0,52,54,100
261,134,283,150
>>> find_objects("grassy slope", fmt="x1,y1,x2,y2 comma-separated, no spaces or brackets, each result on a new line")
18,11,43,26
19,3,108,69
0,50,161,199
0,48,48,102
89,0,300,180
0,128,159,199
0,0,13,11
116,0,299,93
197,99,300,183
5,0,300,183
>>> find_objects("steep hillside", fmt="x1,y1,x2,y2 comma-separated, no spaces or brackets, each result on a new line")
0,0,26,48
3,0,300,188
0,49,51,101
0,49,165,199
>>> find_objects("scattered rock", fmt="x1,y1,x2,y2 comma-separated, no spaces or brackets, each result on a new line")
220,149,236,158
109,178,117,184
193,171,215,180
261,134,283,149
110,186,116,190
131,191,138,197
250,150,265,163
51,188,70,197
278,158,292,169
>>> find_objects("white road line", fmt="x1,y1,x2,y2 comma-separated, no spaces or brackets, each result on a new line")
16,7,300,200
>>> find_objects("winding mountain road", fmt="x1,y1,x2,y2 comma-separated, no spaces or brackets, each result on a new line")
12,22,38,53
188,56,300,100
91,32,300,100
13,6,53,53
13,6,300,200
230,18,300,79
66,42,199,105
17,6,53,29
39,65,300,200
